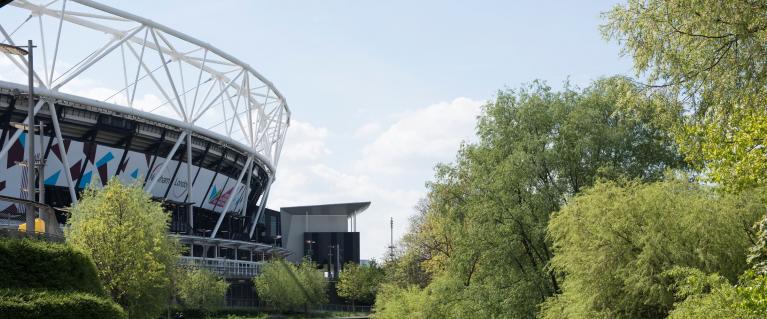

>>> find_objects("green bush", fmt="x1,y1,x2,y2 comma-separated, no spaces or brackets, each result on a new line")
177,267,229,313
0,288,126,319
0,238,104,295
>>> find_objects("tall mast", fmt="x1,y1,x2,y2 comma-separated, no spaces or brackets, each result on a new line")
388,217,394,260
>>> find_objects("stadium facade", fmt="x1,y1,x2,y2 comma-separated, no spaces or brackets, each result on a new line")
0,0,290,252
0,0,369,307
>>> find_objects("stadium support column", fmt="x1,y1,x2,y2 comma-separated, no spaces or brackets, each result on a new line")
144,131,187,192
0,100,45,164
243,159,252,217
249,175,273,239
186,131,193,231
47,101,77,203
210,156,253,238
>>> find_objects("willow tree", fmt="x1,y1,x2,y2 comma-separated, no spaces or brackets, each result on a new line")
603,0,767,190
66,178,180,319
254,259,327,313
376,77,686,318
541,178,767,319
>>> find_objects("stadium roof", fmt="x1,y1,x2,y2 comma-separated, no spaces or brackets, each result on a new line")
280,202,370,216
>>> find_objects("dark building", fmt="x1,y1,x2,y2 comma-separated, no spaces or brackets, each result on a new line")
280,202,369,278
304,232,360,278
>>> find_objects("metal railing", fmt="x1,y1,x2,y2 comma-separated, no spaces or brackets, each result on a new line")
179,256,263,278
314,303,372,314
222,299,372,314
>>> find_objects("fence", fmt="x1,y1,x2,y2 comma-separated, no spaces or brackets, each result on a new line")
314,303,372,313
179,256,263,278
223,299,372,314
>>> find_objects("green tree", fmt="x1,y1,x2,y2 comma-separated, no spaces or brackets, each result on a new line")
66,178,180,319
254,259,327,312
381,200,436,290
603,0,767,190
176,267,229,315
373,283,438,319
541,178,767,319
668,213,767,319
376,77,686,318
337,260,385,305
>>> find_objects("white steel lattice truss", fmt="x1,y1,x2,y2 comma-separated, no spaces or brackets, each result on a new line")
0,0,290,238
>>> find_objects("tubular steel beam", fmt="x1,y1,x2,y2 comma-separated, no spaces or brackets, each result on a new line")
249,176,273,239
210,155,252,238
186,131,194,230
145,131,187,192
0,99,45,164
47,101,78,203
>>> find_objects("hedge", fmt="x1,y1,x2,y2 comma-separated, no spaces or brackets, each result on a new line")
0,288,126,319
0,238,104,295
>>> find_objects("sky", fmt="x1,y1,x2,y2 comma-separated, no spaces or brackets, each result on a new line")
5,0,635,260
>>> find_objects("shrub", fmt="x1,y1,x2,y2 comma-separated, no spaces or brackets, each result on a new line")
177,267,229,314
0,238,104,295
0,288,126,319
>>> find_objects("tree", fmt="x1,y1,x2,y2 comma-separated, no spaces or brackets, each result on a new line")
337,260,385,305
668,213,767,319
66,177,180,319
254,259,327,313
376,77,686,318
603,0,767,190
176,267,229,315
381,200,436,290
541,178,767,319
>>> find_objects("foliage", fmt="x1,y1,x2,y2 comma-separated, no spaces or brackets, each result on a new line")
0,238,125,318
748,215,767,273
254,259,328,312
376,77,686,318
541,179,767,319
372,284,434,319
0,288,126,319
177,267,229,314
337,260,385,305
0,238,104,295
381,200,436,289
603,0,767,190
66,177,181,319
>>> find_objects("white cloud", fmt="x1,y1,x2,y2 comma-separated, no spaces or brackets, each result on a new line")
270,97,483,259
354,122,381,138
357,97,483,175
280,120,332,162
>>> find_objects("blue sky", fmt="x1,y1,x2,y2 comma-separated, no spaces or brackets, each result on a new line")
18,0,634,259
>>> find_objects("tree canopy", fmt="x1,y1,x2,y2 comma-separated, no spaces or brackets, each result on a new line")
603,0,767,190
66,178,180,319
176,267,229,314
372,1,767,318
254,259,327,313
337,260,385,305
375,77,687,318
541,178,767,319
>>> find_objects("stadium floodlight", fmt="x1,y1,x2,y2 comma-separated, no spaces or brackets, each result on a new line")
0,43,28,56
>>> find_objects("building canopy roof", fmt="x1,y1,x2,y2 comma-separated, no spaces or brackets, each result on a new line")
280,202,371,216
